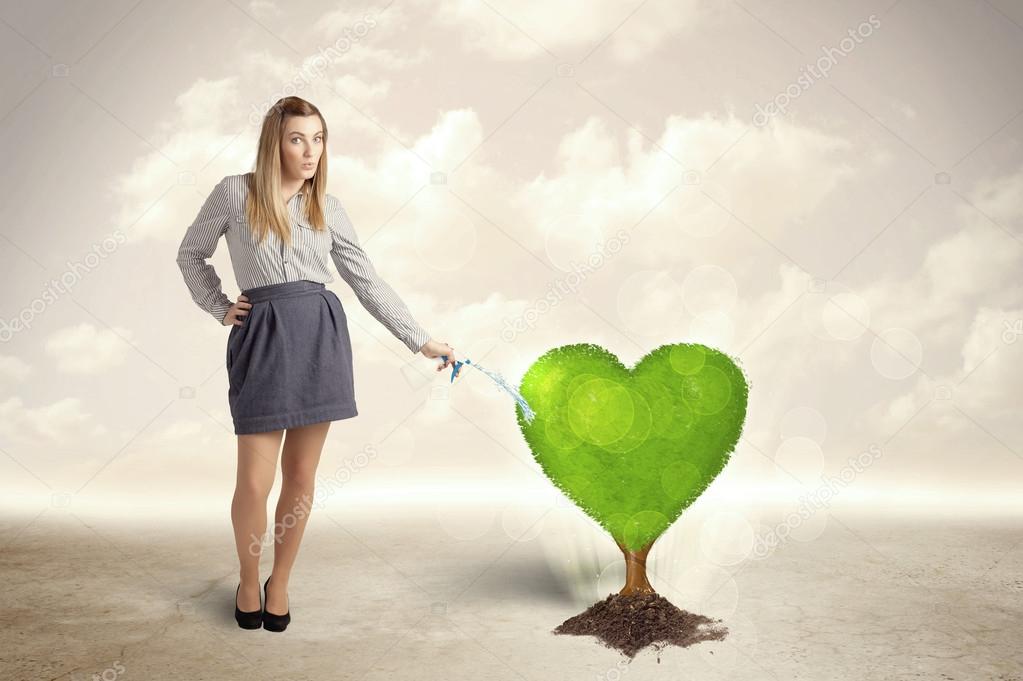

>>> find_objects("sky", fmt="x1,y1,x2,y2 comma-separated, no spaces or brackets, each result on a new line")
0,0,1021,517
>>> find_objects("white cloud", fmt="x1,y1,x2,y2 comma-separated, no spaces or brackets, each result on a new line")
920,225,1019,309
45,323,133,374
970,166,1023,230
246,0,279,17
432,0,713,62
863,302,1023,484
0,355,32,382
516,112,855,269
852,168,1023,482
0,396,107,446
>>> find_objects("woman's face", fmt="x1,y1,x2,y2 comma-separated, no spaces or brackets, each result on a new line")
280,115,323,181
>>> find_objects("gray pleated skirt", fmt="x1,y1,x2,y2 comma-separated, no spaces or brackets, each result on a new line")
226,279,358,434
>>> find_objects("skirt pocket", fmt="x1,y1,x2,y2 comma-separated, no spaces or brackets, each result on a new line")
226,325,237,371
226,310,253,371
319,290,348,331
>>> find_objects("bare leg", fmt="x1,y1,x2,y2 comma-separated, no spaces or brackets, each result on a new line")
232,430,284,611
265,420,330,615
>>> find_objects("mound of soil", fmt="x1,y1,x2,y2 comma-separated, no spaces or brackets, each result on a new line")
553,592,728,660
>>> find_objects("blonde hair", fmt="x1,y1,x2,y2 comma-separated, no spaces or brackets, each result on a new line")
245,96,330,245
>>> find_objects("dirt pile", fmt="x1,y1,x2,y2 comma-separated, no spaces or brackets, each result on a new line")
553,592,728,660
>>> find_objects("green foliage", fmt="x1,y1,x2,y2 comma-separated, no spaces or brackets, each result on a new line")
516,343,750,551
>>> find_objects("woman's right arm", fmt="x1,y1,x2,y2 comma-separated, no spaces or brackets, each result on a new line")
176,177,235,324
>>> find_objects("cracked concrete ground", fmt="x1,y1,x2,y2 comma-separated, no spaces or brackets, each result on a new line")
1,502,1020,680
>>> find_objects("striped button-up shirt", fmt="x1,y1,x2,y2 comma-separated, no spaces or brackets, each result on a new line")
176,173,431,354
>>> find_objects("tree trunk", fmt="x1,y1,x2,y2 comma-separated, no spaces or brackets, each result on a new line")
615,539,656,596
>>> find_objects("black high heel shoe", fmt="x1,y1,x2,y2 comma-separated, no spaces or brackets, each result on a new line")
262,574,291,632
234,582,262,630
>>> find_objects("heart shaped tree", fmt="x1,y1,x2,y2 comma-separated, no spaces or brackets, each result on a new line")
515,342,750,656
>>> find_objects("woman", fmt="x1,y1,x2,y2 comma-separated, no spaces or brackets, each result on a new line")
175,96,457,632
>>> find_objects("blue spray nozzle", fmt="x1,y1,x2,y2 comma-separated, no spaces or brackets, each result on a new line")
440,354,463,383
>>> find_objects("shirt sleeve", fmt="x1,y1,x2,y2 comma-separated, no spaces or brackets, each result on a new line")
176,177,234,325
326,195,431,354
